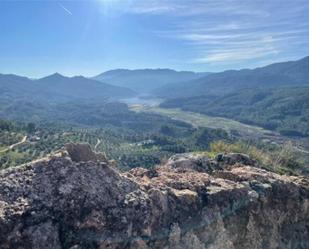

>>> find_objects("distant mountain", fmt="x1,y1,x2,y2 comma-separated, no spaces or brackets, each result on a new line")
0,73,136,104
160,86,309,136
0,74,34,96
0,73,137,123
154,56,309,98
36,73,136,101
93,69,210,93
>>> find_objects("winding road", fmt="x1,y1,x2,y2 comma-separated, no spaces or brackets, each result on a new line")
94,138,101,151
0,136,27,153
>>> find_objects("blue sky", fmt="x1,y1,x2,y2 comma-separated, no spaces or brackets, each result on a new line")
1,0,309,77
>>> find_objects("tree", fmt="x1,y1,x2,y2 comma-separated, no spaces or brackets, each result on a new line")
27,123,36,134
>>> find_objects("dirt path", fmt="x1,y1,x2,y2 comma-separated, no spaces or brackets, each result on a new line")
0,135,27,153
94,138,101,151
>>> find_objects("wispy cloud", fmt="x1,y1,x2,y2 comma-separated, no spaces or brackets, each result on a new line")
102,0,309,66
193,47,279,63
58,3,72,16
129,0,270,17
137,0,309,65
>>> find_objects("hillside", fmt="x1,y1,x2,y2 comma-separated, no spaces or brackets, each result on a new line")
0,73,136,105
0,73,138,123
0,102,233,170
0,144,308,248
93,68,209,93
154,56,309,98
0,119,26,150
36,73,136,101
160,87,309,136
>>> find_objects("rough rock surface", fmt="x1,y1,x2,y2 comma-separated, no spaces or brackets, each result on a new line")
65,143,108,163
0,144,308,249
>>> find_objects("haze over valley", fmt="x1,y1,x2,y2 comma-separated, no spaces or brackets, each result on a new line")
1,55,308,169
1,1,309,248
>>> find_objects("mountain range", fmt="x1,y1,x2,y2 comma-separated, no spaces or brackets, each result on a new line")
1,56,309,134
154,56,309,98
0,73,136,104
93,68,209,93
1,56,309,102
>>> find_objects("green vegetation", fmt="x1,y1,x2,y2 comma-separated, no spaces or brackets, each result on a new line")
1,100,308,176
0,73,135,106
207,140,308,175
160,87,309,137
131,103,309,175
0,73,308,175
0,113,231,170
132,104,269,137
154,56,309,98
0,120,25,146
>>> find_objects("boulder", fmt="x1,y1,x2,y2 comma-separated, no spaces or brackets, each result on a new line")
65,143,108,162
0,146,308,249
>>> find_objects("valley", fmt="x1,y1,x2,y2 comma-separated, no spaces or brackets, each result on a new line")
0,111,232,170
1,1,309,248
131,104,309,155
160,87,309,137
1,55,309,175
131,105,270,135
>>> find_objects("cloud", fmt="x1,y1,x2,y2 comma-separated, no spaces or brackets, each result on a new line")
193,47,279,63
128,0,270,17
100,0,309,66
142,0,309,65
58,3,72,16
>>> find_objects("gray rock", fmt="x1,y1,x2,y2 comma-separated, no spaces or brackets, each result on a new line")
166,153,216,173
215,153,257,166
65,143,107,162
0,145,308,249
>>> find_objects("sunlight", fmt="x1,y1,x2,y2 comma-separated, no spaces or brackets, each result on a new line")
0,1,309,247
98,0,132,16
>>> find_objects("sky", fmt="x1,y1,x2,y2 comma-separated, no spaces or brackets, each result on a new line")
0,0,309,77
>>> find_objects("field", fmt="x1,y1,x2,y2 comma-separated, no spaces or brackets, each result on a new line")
130,104,309,153
131,105,273,136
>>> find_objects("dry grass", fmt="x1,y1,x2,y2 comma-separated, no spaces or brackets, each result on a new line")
207,140,305,175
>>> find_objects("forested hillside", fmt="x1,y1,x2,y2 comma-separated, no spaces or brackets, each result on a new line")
0,73,136,105
161,87,309,136
154,56,309,98
0,104,231,169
